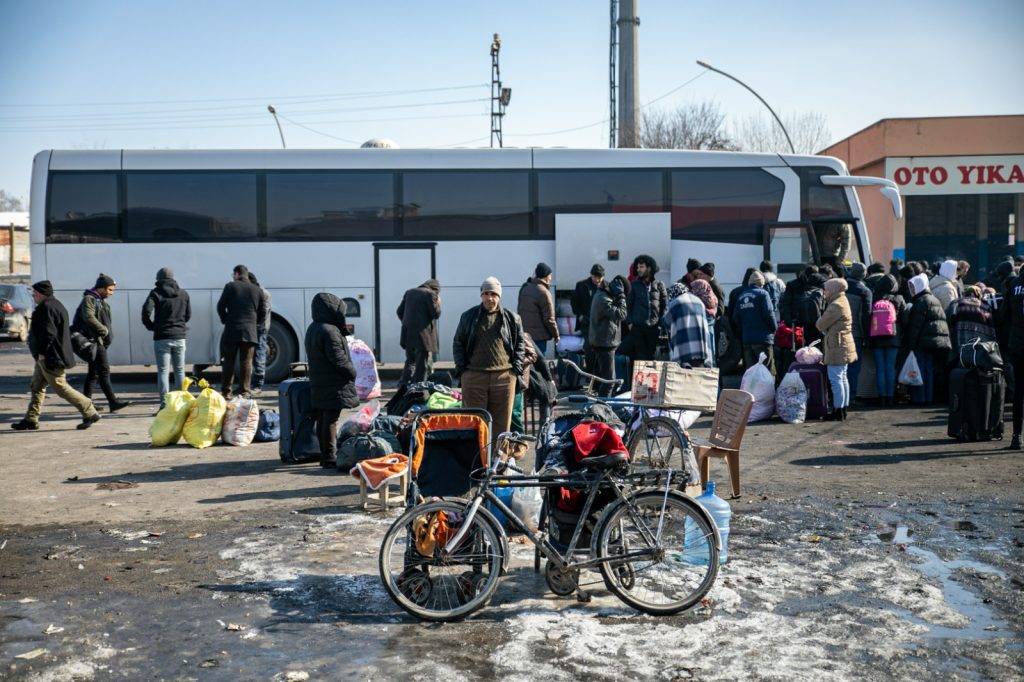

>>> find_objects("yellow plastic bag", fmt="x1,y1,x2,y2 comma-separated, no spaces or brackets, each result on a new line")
183,378,227,449
149,378,197,447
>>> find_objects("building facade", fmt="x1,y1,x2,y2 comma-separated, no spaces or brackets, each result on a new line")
822,115,1024,280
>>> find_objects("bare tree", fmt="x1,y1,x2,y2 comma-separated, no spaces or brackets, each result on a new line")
0,190,25,212
733,111,831,154
640,101,737,150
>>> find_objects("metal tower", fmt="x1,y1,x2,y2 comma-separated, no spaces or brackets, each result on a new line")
490,34,511,148
609,0,618,148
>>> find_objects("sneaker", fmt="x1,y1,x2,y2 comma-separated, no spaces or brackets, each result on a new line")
1009,434,1022,451
320,459,338,469
11,419,39,431
77,413,101,430
250,388,263,397
109,400,133,413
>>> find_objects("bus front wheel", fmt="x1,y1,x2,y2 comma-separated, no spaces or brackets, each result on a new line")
265,317,298,385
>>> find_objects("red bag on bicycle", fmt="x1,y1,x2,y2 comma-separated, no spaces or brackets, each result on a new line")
567,421,628,468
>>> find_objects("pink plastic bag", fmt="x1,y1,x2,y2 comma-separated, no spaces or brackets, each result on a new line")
795,340,823,365
348,338,382,400
343,399,381,434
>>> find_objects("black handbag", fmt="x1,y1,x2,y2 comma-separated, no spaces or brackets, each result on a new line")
70,331,98,363
958,337,1003,371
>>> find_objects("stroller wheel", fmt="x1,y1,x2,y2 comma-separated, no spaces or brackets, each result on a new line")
544,560,580,596
456,571,489,605
397,568,432,606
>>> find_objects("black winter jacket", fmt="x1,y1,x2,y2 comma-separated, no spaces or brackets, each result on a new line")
217,279,267,344
627,277,668,328
397,280,441,353
29,296,76,371
142,278,191,340
571,277,600,334
452,304,526,379
589,286,628,349
905,291,952,352
1005,274,1024,353
845,277,873,341
304,293,359,411
73,289,113,347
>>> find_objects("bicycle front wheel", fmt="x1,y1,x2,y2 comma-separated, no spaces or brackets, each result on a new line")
627,415,689,471
378,499,505,622
594,490,719,615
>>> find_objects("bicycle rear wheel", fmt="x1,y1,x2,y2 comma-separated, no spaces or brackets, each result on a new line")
594,490,718,615
379,499,505,622
626,416,688,471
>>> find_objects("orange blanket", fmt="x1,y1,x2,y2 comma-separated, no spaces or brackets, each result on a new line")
351,454,409,490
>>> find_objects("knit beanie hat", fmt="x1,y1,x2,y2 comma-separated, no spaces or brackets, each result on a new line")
481,276,502,298
699,262,716,277
686,258,701,273
32,280,53,297
95,273,116,288
156,267,175,281
747,270,765,287
534,262,552,278
849,262,866,280
590,263,605,277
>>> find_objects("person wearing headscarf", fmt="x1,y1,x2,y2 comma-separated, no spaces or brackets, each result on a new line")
868,275,908,407
305,292,358,468
816,278,857,420
904,274,952,405
947,285,996,351
689,278,718,367
661,282,712,368
929,259,961,314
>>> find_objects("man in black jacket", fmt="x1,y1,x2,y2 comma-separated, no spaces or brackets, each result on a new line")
453,277,526,437
217,264,268,398
74,273,131,412
396,278,441,388
305,293,359,467
620,255,668,361
571,264,604,372
142,267,191,408
12,281,100,431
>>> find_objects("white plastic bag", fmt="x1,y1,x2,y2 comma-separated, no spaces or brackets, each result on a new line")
740,352,776,422
795,339,823,364
221,396,260,446
348,338,382,400
508,482,543,531
776,371,808,424
898,351,924,387
341,399,381,434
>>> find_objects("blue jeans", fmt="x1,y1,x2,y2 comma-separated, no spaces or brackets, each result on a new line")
155,338,187,407
706,317,716,368
910,351,934,404
252,332,268,389
848,338,864,398
827,364,850,409
872,347,898,397
534,339,548,355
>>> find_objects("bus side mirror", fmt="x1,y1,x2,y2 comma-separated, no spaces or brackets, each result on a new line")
879,186,903,221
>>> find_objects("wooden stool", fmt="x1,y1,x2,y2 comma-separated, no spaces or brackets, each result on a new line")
358,468,409,511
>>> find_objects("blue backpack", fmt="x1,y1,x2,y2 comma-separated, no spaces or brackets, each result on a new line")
255,410,281,442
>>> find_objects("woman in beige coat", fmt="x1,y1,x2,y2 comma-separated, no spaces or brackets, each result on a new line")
816,278,858,421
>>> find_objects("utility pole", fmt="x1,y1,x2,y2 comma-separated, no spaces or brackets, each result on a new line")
609,0,619,148
617,0,640,148
490,34,511,148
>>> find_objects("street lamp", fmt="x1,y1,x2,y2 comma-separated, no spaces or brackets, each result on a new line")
267,105,286,149
696,60,795,154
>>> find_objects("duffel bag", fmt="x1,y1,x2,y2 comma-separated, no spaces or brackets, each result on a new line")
958,337,1003,371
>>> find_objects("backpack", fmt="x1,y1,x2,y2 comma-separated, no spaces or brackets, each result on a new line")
254,410,280,442
870,299,897,337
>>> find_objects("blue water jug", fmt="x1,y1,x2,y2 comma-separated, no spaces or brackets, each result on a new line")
695,481,731,564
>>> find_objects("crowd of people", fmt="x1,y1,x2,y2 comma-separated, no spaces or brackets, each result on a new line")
12,252,1024,454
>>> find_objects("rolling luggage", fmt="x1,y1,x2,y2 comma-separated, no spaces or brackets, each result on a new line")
615,353,632,392
786,362,830,420
948,367,1005,442
278,378,320,463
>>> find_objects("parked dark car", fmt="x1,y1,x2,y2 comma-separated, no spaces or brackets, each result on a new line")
0,283,34,342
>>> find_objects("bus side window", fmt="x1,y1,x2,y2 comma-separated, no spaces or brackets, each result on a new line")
343,298,360,317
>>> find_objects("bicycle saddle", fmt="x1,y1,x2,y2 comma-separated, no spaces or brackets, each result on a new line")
578,452,630,471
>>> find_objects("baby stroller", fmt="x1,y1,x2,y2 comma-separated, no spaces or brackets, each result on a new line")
383,409,511,613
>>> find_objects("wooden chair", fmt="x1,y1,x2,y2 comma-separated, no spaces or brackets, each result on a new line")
692,389,755,499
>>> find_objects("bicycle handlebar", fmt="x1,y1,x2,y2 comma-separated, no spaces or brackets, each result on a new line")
559,358,624,397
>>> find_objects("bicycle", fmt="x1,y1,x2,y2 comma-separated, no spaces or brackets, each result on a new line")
378,431,720,622
555,358,699,476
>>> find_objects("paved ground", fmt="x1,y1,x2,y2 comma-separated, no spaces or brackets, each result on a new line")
0,339,1021,681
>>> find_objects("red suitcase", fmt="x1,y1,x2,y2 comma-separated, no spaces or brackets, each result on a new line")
787,362,831,420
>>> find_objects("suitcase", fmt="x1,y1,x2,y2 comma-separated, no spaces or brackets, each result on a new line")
278,378,321,463
556,351,585,391
948,367,1005,441
615,354,632,393
787,362,830,420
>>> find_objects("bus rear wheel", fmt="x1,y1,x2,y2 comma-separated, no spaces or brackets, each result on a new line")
265,318,297,384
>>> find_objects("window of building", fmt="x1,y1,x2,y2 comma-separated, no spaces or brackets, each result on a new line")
537,170,663,237
266,171,396,240
669,169,784,244
124,172,258,241
401,171,530,239
46,172,120,243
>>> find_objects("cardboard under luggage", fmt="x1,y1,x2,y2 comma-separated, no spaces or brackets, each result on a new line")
631,361,718,411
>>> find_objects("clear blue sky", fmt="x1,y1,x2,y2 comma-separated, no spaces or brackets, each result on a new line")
1,0,1021,204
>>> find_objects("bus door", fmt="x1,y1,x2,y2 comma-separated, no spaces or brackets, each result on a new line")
764,221,821,279
374,243,436,363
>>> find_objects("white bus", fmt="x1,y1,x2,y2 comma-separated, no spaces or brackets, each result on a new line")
30,148,901,382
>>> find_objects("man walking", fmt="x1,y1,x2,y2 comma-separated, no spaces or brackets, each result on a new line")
142,267,191,409
517,263,559,354
396,278,441,387
217,264,268,398
74,274,131,412
620,255,668,361
11,281,100,431
454,277,526,437
571,264,604,371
